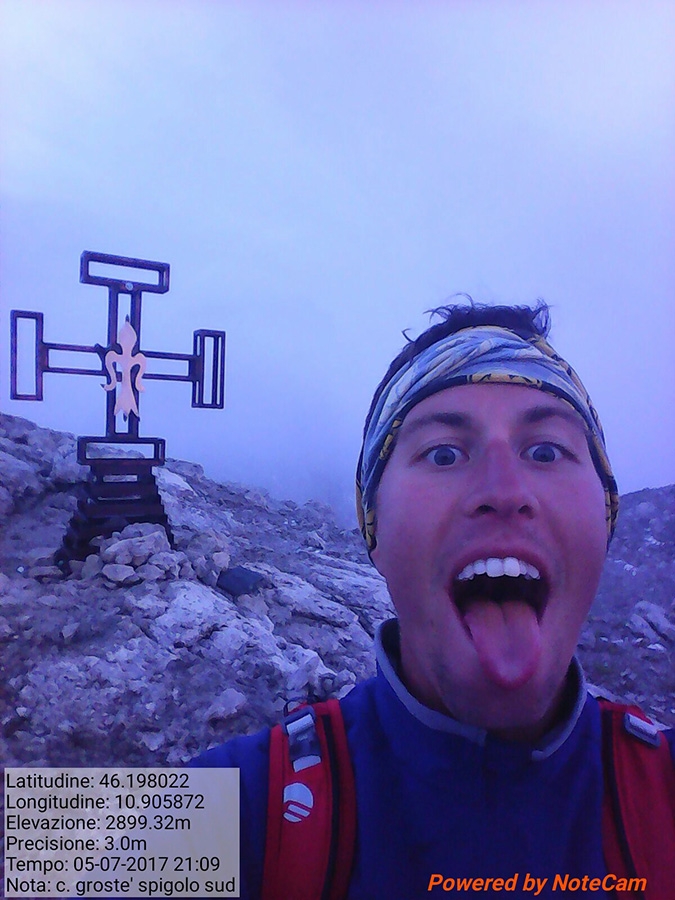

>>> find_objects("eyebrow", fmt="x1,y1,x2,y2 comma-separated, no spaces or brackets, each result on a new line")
400,404,586,438
521,404,586,430
399,411,474,437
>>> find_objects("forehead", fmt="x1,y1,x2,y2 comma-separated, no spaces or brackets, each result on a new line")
399,382,588,435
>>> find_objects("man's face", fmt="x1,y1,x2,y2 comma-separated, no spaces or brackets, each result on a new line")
371,383,608,739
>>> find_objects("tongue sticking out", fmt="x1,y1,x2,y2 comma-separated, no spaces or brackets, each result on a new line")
463,599,542,689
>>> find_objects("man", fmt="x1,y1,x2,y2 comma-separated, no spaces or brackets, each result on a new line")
196,301,675,898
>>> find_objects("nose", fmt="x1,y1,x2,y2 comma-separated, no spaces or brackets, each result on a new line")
463,441,540,521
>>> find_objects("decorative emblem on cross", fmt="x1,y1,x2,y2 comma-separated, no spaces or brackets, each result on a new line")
102,318,147,419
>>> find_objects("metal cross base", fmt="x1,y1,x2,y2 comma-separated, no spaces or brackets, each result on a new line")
54,437,174,573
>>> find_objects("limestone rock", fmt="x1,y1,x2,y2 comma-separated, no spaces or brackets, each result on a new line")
0,485,13,518
305,530,326,550
627,614,661,643
156,466,196,495
25,547,58,567
212,549,231,569
0,449,43,510
633,600,675,643
101,563,142,586
207,689,248,723
29,564,64,582
81,554,103,580
135,563,164,582
101,528,171,567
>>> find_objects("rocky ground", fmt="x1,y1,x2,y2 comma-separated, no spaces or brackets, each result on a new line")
580,483,675,725
0,410,673,775
0,413,395,775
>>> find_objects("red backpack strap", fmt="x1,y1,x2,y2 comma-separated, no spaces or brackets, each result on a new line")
600,699,675,899
262,698,356,900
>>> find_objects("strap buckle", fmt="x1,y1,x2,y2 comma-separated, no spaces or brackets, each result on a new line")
283,707,322,772
624,712,661,748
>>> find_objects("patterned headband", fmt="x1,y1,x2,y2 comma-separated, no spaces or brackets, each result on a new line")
356,325,618,551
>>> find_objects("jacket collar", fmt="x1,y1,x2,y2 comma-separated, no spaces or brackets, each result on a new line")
375,617,588,762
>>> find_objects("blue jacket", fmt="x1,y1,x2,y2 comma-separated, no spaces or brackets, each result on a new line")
194,619,675,899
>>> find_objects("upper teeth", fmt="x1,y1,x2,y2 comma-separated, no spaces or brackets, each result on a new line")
456,557,540,581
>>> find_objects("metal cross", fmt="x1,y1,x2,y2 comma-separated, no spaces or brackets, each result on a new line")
10,250,225,465
9,251,226,569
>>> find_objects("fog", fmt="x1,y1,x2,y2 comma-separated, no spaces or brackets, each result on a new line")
1,1,673,526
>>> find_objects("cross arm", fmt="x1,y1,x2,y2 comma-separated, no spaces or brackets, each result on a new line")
138,331,226,408
11,310,225,411
10,310,111,401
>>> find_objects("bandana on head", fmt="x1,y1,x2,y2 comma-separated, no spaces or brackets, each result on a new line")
356,325,618,551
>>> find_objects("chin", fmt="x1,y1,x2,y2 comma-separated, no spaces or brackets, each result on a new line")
437,661,568,739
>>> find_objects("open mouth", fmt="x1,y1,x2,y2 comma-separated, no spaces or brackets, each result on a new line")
451,557,549,621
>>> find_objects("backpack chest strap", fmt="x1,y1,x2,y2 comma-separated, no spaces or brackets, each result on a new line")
262,699,356,900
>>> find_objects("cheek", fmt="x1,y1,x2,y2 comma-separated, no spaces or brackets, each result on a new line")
575,476,609,549
371,495,453,622
370,471,426,579
560,475,608,593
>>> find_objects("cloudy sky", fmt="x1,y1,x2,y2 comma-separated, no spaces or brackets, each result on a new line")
1,1,673,526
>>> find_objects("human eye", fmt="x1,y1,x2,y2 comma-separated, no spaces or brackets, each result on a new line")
524,442,569,463
423,445,466,467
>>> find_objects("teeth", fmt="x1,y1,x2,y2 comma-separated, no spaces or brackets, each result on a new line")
456,557,541,582
503,557,521,577
486,558,504,577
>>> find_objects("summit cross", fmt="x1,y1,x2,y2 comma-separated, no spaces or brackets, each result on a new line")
10,251,226,569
